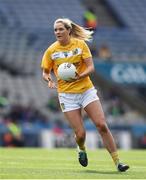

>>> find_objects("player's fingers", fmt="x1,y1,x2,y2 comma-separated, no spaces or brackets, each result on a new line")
48,81,53,88
53,83,57,88
75,71,79,76
48,81,57,89
74,72,80,79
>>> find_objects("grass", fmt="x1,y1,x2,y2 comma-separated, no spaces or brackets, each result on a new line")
0,148,146,179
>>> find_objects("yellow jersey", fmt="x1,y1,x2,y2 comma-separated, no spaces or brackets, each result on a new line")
41,38,94,93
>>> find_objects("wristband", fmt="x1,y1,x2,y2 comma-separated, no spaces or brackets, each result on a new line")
47,77,52,82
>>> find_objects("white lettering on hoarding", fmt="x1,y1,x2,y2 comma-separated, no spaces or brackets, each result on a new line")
111,64,146,84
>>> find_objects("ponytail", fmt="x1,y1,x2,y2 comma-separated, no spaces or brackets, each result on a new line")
54,18,93,41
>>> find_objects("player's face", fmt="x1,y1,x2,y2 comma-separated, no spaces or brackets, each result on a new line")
54,22,70,44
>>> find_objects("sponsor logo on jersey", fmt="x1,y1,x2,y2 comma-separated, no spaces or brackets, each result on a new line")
51,48,82,60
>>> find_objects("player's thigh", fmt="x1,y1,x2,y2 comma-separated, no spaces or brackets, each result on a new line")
64,108,85,132
84,100,106,125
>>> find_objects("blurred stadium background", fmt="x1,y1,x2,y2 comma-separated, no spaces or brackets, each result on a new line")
0,0,146,150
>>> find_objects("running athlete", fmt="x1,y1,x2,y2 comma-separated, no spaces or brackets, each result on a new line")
41,18,129,172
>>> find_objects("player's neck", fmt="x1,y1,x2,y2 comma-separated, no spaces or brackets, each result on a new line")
59,37,71,46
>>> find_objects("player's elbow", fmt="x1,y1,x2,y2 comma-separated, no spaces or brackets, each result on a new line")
91,65,95,73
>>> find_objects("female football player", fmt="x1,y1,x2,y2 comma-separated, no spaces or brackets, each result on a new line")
41,18,129,172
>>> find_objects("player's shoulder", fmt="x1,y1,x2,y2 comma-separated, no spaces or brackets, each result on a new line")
47,41,59,50
72,38,87,48
72,38,85,44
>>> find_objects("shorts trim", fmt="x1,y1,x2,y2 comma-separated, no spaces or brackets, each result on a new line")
83,97,99,108
62,107,81,113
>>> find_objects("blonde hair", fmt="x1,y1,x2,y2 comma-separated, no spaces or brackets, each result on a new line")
54,18,93,41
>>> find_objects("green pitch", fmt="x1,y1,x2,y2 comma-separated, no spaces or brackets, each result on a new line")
0,148,146,179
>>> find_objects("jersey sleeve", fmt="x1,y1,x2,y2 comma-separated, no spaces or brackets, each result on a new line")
41,49,53,70
82,41,92,59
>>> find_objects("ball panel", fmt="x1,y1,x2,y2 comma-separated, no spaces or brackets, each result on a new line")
57,63,76,81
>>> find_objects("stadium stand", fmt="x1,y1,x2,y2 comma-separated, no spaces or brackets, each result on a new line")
0,0,85,29
94,27,146,61
104,0,146,45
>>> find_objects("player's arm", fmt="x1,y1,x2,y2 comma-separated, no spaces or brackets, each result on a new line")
42,69,57,89
76,57,95,79
42,68,52,82
75,41,95,79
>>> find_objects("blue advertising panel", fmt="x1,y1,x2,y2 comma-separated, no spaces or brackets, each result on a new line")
94,62,146,85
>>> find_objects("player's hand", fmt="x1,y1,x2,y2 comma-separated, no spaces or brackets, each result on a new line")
74,72,80,80
48,80,57,88
65,72,80,82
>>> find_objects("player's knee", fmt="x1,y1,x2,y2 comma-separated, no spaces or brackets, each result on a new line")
96,122,108,133
76,130,86,141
